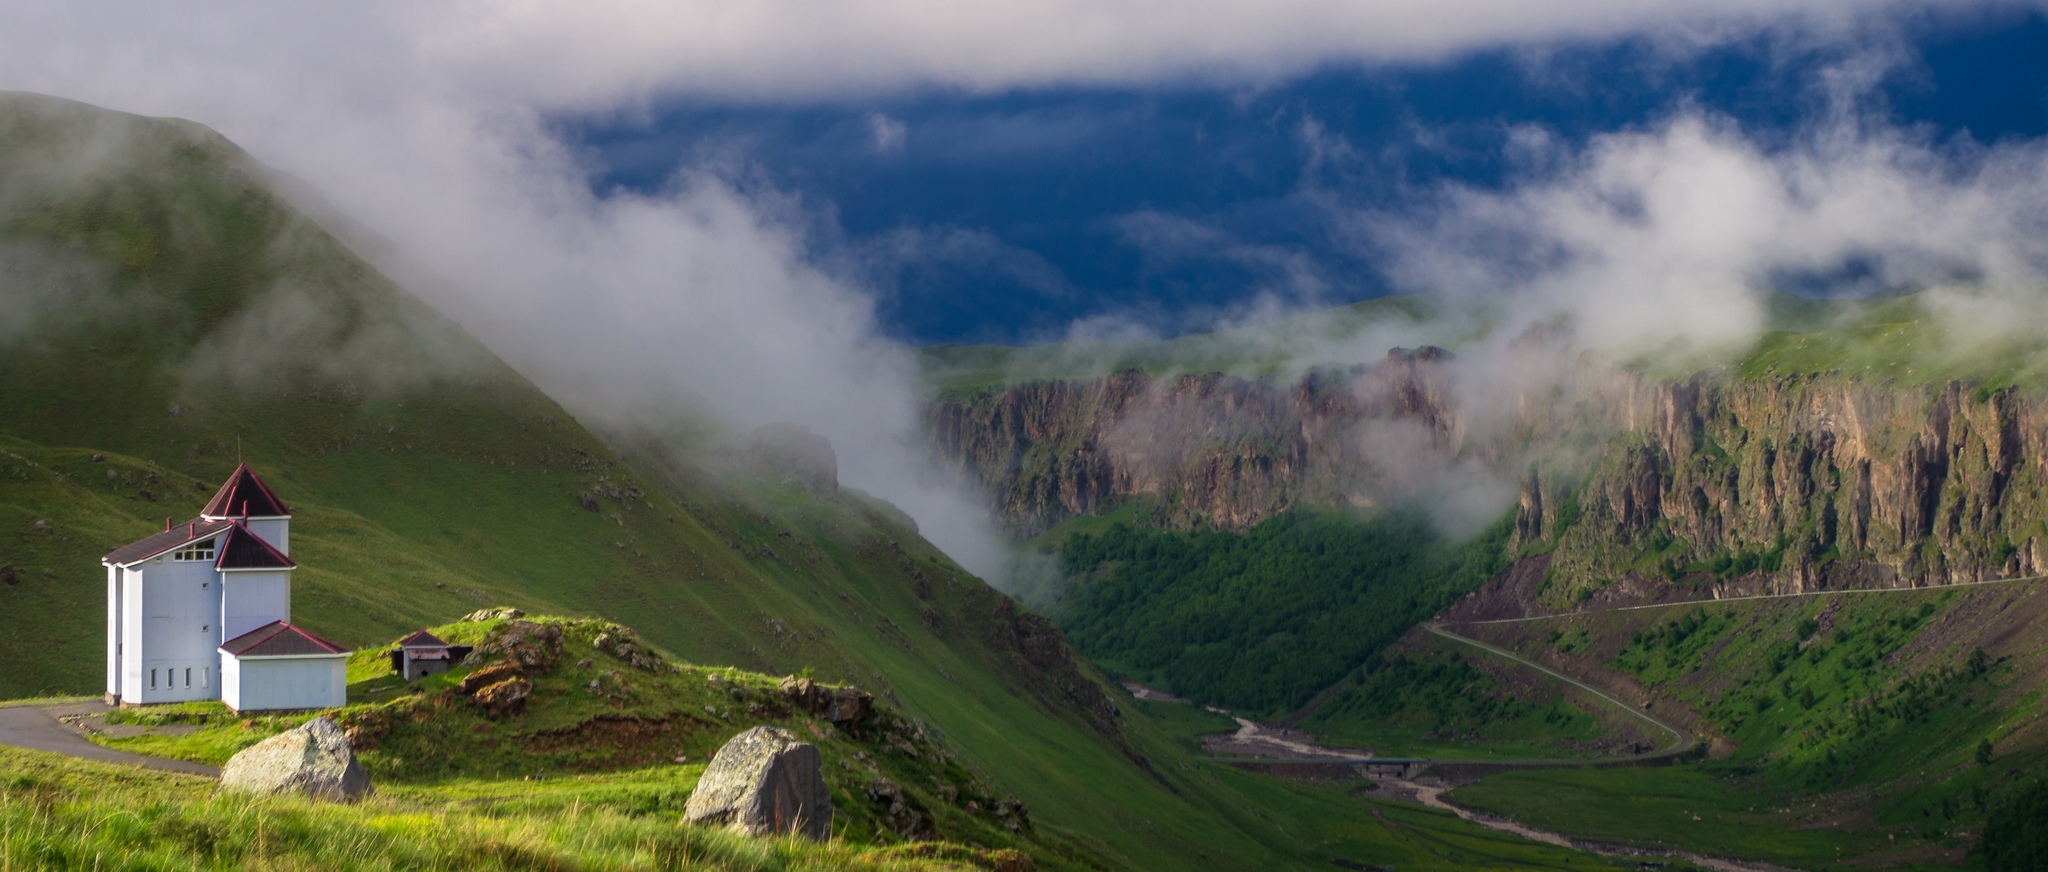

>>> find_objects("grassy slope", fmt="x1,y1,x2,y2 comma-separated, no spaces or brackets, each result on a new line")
1301,630,1658,760
0,741,1010,872
0,93,1636,870
1442,583,2048,869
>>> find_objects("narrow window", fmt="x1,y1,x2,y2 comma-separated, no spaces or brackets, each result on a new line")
150,669,157,689
185,668,192,688
202,667,210,687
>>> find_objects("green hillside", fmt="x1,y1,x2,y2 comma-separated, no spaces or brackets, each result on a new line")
0,92,1642,870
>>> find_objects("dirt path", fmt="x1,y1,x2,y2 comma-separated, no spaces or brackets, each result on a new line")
0,700,218,777
1202,717,1375,761
1421,623,1694,759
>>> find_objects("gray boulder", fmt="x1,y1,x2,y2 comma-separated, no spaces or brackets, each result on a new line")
683,726,831,840
219,717,371,801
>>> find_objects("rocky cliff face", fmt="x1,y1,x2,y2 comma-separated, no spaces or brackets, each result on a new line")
924,348,1463,535
929,350,2048,602
1529,374,2048,606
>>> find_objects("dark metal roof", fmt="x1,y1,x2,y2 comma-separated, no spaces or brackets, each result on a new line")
220,621,349,657
103,518,232,566
397,630,450,648
213,524,296,570
201,464,292,519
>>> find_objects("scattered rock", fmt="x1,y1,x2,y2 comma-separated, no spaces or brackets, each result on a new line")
592,627,661,671
683,726,831,840
577,492,599,512
459,661,523,694
864,777,931,838
88,454,102,462
31,520,48,530
472,678,532,718
465,620,562,671
778,677,874,727
0,565,17,586
462,607,525,622
821,687,873,726
335,708,394,752
219,717,370,802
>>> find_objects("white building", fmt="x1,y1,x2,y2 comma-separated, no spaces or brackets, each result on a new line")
102,465,349,711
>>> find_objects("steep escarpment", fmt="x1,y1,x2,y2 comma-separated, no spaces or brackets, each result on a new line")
925,348,1462,535
932,336,2048,606
1526,374,2048,607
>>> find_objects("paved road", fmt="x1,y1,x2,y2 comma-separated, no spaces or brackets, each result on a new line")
1461,571,2048,625
0,701,219,777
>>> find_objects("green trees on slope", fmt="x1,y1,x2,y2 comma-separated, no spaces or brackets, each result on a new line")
1055,510,1510,715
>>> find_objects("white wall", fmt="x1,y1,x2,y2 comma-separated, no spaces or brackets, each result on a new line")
123,553,225,705
224,655,345,711
105,565,121,699
221,571,291,640
246,518,289,556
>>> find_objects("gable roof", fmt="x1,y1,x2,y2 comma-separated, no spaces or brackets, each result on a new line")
397,630,450,648
201,464,292,519
214,523,297,570
103,518,233,567
220,621,349,657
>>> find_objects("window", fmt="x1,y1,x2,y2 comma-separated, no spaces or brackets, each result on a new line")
202,667,210,688
184,668,192,688
172,539,217,562
150,669,157,689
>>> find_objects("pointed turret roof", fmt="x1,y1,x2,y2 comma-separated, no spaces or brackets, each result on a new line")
201,464,292,519
213,523,297,570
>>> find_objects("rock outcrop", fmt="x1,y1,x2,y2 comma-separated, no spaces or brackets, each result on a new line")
932,349,2048,602
778,677,874,726
219,716,371,801
1526,374,2048,604
926,350,1465,535
683,726,832,840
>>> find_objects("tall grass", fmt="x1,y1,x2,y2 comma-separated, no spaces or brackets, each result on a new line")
0,746,995,871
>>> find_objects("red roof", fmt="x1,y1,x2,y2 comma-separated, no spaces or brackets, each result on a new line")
103,518,233,567
201,464,292,519
213,523,297,570
220,621,349,657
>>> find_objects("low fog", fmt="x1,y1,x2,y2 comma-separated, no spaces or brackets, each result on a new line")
2,2,2047,588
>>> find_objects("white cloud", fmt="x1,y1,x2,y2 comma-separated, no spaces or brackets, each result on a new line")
1363,109,2048,361
867,112,907,154
0,0,2042,581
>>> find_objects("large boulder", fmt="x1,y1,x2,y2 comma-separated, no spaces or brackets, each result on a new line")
683,726,832,840
219,717,371,801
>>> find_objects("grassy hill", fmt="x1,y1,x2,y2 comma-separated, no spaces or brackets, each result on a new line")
0,92,1645,870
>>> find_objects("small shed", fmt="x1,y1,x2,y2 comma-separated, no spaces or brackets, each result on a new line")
219,621,350,712
389,630,472,682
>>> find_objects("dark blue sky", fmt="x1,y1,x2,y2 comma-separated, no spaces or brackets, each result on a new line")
564,9,2048,345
